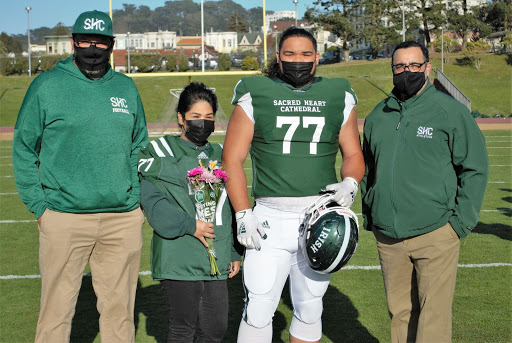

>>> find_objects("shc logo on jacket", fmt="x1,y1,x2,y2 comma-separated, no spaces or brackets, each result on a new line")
83,18,105,31
416,126,433,139
110,97,129,114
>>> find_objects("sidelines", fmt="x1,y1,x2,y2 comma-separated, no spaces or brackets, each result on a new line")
2,263,511,280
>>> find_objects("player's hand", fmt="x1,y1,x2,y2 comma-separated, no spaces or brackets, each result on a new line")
324,177,358,207
235,209,267,250
193,220,215,248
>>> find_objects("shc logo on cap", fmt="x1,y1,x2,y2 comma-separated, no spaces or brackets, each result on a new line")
73,10,114,37
83,18,105,31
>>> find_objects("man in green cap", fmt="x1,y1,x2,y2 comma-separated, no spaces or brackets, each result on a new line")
12,10,148,343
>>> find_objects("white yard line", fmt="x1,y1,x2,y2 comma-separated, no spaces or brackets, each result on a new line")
2,263,510,280
4,209,508,225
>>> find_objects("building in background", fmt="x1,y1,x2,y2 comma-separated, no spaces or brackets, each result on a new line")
44,36,72,55
206,31,238,53
114,31,177,51
265,10,297,32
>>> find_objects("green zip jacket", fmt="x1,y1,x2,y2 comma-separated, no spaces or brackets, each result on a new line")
13,56,148,218
361,81,489,239
138,136,242,281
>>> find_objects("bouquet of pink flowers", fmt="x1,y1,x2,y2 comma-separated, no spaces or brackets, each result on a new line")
187,160,228,276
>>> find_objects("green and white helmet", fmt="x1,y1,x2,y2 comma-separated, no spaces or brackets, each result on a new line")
299,193,359,274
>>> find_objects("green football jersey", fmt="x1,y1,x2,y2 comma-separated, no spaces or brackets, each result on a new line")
232,76,357,197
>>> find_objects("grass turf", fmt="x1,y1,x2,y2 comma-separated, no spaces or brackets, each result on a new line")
0,54,510,127
0,130,510,342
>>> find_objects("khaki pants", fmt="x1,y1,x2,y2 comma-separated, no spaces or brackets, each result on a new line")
35,208,144,343
373,223,460,343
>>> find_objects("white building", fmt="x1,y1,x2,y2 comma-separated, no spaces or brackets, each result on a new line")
114,31,177,50
265,10,297,31
44,36,72,55
206,32,238,53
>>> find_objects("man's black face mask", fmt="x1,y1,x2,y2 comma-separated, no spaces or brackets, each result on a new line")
73,37,112,79
392,71,427,100
279,60,315,88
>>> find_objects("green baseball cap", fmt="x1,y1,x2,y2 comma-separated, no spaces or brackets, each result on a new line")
72,10,114,38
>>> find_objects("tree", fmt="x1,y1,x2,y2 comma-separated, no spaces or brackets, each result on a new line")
241,56,259,70
432,34,459,53
305,0,359,62
52,22,70,36
218,53,231,71
165,54,179,72
446,0,488,50
178,54,189,72
355,0,399,57
474,1,510,33
227,13,249,32
0,41,7,57
0,32,22,53
503,33,512,52
413,0,446,46
464,39,491,70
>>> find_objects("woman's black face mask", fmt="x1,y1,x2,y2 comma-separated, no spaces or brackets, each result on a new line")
185,119,215,145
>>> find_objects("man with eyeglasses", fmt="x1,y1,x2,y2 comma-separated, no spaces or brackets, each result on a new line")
13,10,148,343
361,41,488,343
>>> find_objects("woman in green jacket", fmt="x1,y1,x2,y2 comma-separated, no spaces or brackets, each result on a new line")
138,82,242,343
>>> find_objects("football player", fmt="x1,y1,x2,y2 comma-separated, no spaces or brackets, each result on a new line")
223,27,365,343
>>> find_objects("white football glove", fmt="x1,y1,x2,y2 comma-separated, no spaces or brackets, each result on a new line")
235,209,267,251
324,177,359,207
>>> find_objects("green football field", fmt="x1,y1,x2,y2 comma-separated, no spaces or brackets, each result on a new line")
0,130,510,343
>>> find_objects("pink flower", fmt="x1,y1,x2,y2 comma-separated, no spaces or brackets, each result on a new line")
201,169,219,184
214,169,228,182
187,167,203,177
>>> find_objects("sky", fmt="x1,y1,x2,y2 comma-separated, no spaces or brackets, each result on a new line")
1,0,316,35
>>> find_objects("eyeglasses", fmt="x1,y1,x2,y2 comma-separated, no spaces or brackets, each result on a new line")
391,61,428,74
74,39,112,50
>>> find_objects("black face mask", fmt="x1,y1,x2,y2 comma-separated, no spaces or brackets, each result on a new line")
392,71,426,100
185,119,215,145
279,61,315,88
74,44,111,79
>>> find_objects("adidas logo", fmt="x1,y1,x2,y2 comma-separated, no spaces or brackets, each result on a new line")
239,223,246,234
261,221,270,229
197,152,209,159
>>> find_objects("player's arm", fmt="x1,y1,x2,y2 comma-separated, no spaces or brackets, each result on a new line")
222,105,253,212
339,108,365,183
223,105,266,250
324,108,365,207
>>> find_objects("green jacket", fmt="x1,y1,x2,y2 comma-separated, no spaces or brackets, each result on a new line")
13,56,148,218
138,136,242,281
361,81,489,239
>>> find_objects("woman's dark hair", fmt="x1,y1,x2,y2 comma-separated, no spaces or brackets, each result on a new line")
264,27,317,77
176,82,218,124
392,41,429,64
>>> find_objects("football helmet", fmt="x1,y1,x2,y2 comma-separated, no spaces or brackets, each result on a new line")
299,193,359,274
